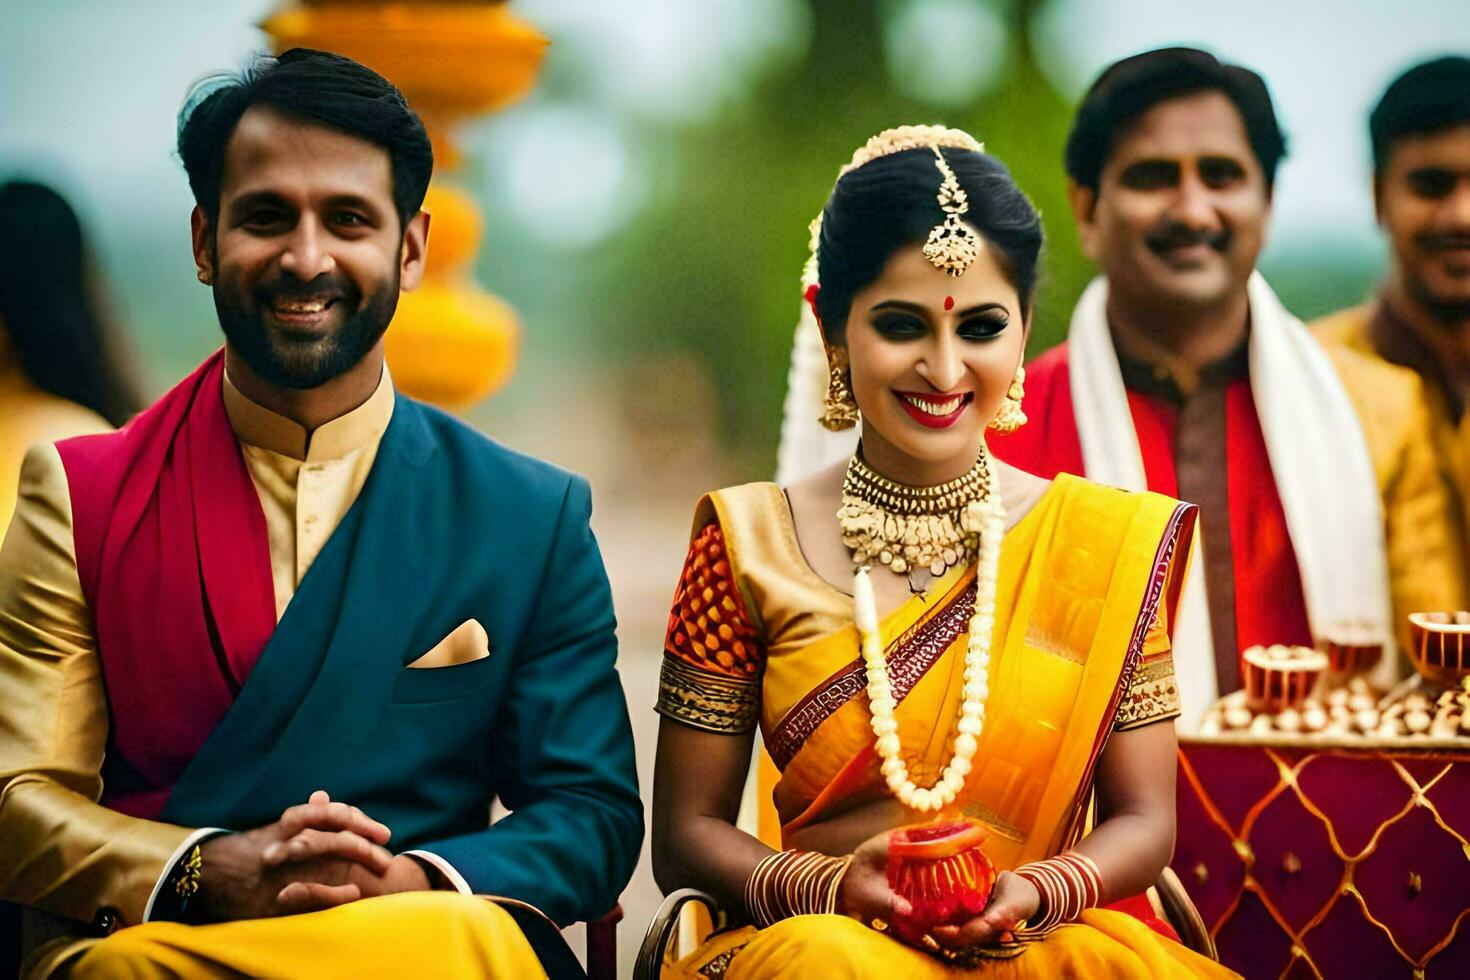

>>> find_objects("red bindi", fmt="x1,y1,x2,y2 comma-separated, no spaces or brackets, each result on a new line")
944,295,955,311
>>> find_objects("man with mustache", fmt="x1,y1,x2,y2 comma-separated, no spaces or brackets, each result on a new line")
1315,56,1470,554
990,47,1464,726
0,49,641,977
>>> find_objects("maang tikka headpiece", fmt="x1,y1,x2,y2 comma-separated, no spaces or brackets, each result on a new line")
804,125,987,290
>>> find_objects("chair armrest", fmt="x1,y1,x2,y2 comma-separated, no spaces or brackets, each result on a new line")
633,889,725,980
1153,866,1216,961
480,895,587,980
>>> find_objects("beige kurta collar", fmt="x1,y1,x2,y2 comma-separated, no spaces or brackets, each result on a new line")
222,363,396,462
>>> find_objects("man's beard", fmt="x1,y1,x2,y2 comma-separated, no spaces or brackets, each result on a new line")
214,270,399,390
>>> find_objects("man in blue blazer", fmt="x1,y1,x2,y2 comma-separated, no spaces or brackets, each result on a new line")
0,48,641,978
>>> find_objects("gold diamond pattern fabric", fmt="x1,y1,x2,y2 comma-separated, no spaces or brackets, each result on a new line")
1172,739,1470,977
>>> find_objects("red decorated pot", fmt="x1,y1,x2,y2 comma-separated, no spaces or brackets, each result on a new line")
887,819,995,940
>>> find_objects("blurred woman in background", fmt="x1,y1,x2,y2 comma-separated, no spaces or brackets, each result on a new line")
0,180,142,525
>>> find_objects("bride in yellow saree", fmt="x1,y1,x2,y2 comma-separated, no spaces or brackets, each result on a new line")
651,126,1235,978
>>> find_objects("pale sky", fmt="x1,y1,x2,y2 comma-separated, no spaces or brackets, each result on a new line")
3,0,1465,346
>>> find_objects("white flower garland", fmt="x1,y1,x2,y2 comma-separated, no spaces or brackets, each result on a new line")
853,460,1005,813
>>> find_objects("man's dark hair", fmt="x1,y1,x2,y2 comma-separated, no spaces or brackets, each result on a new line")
815,146,1043,338
177,48,433,232
1064,47,1288,192
1370,56,1470,173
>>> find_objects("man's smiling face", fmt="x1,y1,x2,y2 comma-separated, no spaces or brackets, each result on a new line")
1075,90,1271,318
197,106,411,390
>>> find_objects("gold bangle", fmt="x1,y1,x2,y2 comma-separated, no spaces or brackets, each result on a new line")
824,855,853,915
744,851,853,927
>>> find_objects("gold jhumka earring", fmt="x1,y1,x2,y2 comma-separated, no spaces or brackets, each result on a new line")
819,347,860,431
988,366,1027,433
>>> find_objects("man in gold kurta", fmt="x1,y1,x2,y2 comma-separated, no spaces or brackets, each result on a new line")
1314,56,1470,565
0,49,641,978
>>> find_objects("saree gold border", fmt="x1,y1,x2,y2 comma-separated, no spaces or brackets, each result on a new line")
763,555,975,770
1059,501,1194,854
1179,743,1470,975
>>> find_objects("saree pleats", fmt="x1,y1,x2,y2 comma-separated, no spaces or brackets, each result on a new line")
666,911,1223,980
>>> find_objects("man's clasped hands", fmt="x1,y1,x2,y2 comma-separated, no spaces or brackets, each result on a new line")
195,790,434,920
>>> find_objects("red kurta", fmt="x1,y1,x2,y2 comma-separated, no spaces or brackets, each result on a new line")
990,342,1313,691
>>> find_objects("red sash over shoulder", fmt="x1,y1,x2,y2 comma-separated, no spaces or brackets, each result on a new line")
57,350,276,819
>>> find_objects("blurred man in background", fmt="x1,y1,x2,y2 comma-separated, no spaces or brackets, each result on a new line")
1315,56,1470,557
989,47,1465,726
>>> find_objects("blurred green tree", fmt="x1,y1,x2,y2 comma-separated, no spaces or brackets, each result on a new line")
593,0,1087,460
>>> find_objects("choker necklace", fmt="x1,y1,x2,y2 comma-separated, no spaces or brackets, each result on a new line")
841,443,1005,813
839,448,993,580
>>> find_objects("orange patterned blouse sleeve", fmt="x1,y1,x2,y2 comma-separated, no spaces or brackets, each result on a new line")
655,522,765,734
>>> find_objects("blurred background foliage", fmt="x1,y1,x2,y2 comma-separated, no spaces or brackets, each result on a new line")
6,6,1467,972
3,0,1466,473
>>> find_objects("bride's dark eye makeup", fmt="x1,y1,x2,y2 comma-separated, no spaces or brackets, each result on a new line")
868,300,1011,342
871,312,927,339
957,312,1009,341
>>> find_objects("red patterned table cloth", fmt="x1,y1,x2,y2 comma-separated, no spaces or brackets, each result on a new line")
1172,736,1470,978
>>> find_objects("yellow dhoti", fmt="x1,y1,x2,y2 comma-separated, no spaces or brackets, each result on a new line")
64,892,547,980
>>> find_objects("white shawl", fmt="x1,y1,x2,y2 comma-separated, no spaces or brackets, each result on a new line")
1068,273,1393,728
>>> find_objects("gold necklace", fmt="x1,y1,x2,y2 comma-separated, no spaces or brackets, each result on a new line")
838,447,993,578
842,442,1005,813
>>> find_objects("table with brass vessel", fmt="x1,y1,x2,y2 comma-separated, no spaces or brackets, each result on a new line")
1171,616,1470,978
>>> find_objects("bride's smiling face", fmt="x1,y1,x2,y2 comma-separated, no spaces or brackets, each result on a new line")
840,239,1026,481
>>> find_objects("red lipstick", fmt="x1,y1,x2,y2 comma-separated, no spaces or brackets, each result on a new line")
893,390,973,429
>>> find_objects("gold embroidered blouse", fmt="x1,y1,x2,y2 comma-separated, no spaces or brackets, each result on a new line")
655,485,1180,737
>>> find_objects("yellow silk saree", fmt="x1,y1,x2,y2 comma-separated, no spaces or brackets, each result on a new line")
658,474,1235,978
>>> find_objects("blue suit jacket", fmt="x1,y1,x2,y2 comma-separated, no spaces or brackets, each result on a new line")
159,395,643,925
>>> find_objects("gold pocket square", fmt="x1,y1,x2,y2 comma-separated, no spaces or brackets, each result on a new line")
407,619,490,669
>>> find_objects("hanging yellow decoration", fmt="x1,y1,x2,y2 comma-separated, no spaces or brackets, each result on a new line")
261,1,548,408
